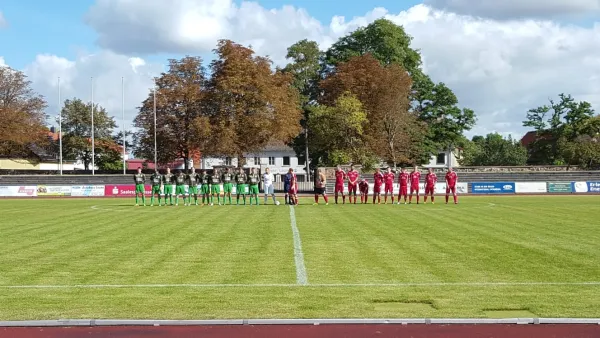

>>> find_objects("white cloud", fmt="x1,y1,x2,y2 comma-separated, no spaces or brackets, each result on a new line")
21,51,164,130
20,1,600,138
0,11,7,28
424,0,600,20
0,57,6,67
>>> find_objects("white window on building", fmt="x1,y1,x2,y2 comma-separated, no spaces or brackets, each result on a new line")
436,153,446,165
225,157,232,166
298,157,305,166
268,157,275,165
283,156,290,166
254,157,260,165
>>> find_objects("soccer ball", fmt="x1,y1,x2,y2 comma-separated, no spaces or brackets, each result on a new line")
275,201,280,205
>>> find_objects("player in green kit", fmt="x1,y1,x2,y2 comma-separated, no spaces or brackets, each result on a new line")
210,169,222,206
133,167,146,206
248,168,260,205
187,167,200,206
150,170,162,206
221,167,234,205
235,167,247,205
200,170,210,205
162,168,175,206
174,170,187,206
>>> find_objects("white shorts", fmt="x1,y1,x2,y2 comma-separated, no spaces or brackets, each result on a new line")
264,184,274,194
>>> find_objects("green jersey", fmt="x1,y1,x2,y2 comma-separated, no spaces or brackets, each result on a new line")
210,174,221,185
150,173,162,186
222,172,234,183
200,174,210,185
162,173,174,184
134,173,146,184
187,173,200,187
235,173,247,184
248,174,259,185
175,174,186,185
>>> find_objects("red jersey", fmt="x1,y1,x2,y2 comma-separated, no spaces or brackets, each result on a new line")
445,171,458,186
410,171,421,186
347,170,359,185
384,172,395,185
373,172,384,187
399,172,409,186
290,172,297,186
425,173,437,186
359,180,369,193
335,170,345,185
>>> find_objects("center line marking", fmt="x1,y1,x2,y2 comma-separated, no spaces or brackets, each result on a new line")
289,205,308,285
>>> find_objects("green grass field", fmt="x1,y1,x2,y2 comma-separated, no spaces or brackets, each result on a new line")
0,196,599,320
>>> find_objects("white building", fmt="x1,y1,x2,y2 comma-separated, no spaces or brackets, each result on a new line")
424,149,460,168
201,142,308,182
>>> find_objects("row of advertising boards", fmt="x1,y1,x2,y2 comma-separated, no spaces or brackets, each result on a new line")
1,182,599,197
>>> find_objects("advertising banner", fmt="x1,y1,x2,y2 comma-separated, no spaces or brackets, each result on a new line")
104,184,152,197
548,182,573,193
472,182,515,194
572,181,600,193
0,186,37,197
515,182,547,193
36,185,72,196
71,185,105,197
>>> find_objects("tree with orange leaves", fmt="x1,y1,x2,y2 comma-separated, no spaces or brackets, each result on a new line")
320,54,425,167
134,56,212,169
207,40,302,164
0,66,48,157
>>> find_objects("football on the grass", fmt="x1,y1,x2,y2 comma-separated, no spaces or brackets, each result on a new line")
275,201,280,205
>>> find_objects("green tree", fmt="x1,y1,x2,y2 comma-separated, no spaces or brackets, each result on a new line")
60,98,117,170
324,19,476,157
325,18,421,73
134,56,211,169
282,39,323,172
308,93,372,166
207,40,302,162
460,133,527,166
523,93,595,164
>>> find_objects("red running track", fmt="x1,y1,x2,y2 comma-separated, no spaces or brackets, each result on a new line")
1,325,600,338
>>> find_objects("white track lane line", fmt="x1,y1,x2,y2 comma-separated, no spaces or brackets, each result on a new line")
289,205,308,285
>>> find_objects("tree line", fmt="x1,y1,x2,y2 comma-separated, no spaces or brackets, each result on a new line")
1,19,598,170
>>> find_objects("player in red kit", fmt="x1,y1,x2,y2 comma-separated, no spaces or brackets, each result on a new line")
424,168,437,204
359,178,369,204
409,166,421,204
334,165,346,204
383,167,395,204
373,168,384,204
346,165,359,204
288,168,298,205
445,167,459,204
397,168,409,204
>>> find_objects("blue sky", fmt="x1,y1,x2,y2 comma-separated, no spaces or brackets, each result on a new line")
1,0,598,138
0,0,418,69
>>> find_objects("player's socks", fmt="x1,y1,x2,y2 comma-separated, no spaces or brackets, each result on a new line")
342,196,346,204
135,195,139,205
454,195,458,204
335,195,338,204
424,196,427,203
324,195,328,204
445,195,449,203
431,196,435,203
142,196,146,205
416,195,420,204
315,195,319,204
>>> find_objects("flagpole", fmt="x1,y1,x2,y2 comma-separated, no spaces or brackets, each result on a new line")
58,77,62,175
122,77,126,174
91,77,95,175
153,78,157,167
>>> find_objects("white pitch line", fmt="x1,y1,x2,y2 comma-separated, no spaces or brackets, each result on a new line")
2,282,600,289
289,205,308,285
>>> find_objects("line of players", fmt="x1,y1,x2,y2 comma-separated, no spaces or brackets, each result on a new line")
132,167,265,206
327,165,459,205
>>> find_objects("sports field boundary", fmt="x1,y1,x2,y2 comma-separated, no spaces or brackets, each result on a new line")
0,318,599,327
